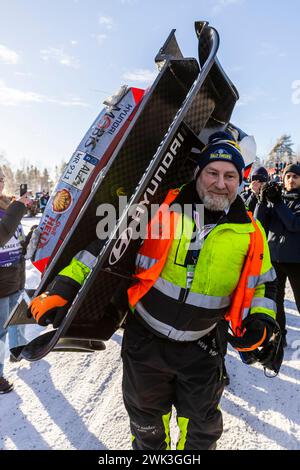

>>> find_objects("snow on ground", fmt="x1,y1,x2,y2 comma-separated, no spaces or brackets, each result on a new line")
0,217,300,450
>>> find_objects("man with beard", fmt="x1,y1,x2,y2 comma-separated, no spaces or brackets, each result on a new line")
29,132,278,450
255,163,300,347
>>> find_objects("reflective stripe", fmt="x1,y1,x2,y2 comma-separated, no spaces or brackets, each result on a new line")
136,254,157,270
187,291,231,309
154,277,230,309
251,297,277,312
74,250,97,270
136,301,217,342
177,417,189,450
154,277,181,299
242,307,249,320
247,267,277,289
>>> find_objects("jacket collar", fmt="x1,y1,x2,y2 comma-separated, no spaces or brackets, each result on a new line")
283,188,300,201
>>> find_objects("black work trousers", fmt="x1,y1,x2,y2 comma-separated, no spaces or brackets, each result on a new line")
272,262,300,334
121,315,224,450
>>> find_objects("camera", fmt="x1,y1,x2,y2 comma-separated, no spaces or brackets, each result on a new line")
259,181,282,203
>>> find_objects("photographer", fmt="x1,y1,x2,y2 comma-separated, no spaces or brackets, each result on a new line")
0,169,32,394
255,163,300,347
241,166,269,213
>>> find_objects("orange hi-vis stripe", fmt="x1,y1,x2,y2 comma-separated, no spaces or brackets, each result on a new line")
127,189,179,308
225,212,264,336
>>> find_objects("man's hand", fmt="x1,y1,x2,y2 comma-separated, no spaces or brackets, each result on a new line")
249,180,262,195
261,182,282,204
29,275,81,327
17,192,32,207
227,315,272,352
29,292,69,327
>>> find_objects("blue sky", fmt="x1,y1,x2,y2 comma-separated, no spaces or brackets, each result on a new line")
0,0,299,171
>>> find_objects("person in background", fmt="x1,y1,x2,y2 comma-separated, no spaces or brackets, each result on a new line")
241,166,269,213
255,163,300,347
39,191,49,213
0,168,32,394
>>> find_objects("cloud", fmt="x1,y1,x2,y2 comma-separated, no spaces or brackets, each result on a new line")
99,15,114,30
228,65,244,73
258,42,286,58
0,44,20,65
40,47,80,68
14,71,34,78
47,96,89,107
70,40,78,46
236,88,267,107
97,34,108,46
0,80,42,106
122,68,157,84
212,0,243,15
0,80,88,107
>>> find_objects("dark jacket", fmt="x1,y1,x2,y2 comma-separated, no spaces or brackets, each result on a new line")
0,199,26,298
241,191,259,213
254,189,300,263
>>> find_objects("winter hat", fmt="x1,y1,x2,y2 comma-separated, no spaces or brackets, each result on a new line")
251,166,269,182
195,131,245,183
283,163,300,179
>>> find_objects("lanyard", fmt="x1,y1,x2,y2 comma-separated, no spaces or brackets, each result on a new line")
186,207,224,288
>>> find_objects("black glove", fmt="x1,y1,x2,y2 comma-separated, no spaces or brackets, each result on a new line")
227,314,273,352
238,322,283,375
262,182,282,204
258,182,268,204
29,275,80,327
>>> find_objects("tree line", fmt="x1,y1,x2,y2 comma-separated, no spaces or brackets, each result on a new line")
0,156,66,197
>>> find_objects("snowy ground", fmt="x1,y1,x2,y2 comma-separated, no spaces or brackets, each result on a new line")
0,217,300,450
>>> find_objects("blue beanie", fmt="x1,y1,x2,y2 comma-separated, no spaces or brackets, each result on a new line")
196,131,245,183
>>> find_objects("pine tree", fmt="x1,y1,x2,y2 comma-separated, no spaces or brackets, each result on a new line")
41,168,52,192
1,164,15,195
266,134,295,168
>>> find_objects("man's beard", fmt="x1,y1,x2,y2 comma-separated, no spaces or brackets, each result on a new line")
201,193,231,211
197,184,237,211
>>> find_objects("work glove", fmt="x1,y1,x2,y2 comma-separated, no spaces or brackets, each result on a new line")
227,314,274,352
260,182,282,204
29,275,80,327
231,317,283,375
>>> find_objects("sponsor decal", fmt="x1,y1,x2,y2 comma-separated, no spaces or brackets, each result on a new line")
108,227,133,265
84,103,133,151
97,115,111,130
37,214,61,249
107,104,133,135
52,188,73,214
62,151,99,191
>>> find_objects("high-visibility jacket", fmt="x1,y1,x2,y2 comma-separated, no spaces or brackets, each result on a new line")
58,186,277,341
127,188,277,340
